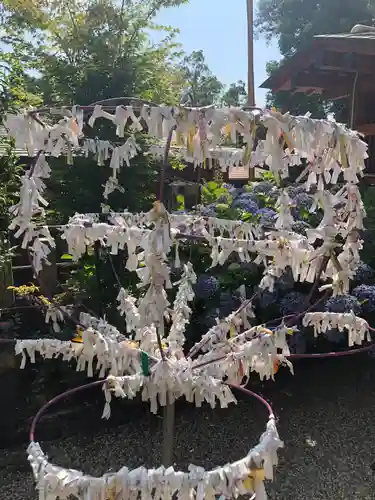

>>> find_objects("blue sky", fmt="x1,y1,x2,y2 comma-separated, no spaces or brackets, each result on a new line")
153,0,281,105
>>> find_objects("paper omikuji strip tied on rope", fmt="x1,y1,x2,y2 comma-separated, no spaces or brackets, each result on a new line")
5,104,372,500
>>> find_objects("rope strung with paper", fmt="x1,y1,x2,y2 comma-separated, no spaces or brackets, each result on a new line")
5,105,368,297
5,104,371,500
6,106,368,176
303,311,370,347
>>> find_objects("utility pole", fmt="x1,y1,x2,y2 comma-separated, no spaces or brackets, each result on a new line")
246,0,256,181
246,0,255,107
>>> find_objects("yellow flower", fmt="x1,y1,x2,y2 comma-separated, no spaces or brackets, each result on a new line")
38,295,51,306
8,283,40,296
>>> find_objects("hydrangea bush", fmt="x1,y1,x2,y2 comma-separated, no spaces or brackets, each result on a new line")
180,175,375,351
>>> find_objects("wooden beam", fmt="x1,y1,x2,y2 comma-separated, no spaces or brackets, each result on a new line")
322,87,350,100
277,79,293,91
291,86,322,94
320,37,375,56
356,123,375,136
291,71,353,90
316,51,375,74
292,71,375,94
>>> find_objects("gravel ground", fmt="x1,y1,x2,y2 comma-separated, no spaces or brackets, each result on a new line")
2,354,375,499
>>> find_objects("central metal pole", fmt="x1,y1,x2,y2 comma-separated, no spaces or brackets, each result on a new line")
246,0,255,107
162,392,175,466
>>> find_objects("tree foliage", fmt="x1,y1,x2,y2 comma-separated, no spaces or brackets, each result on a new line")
221,80,247,107
179,50,223,106
0,0,194,314
0,0,249,316
0,0,189,106
255,0,375,58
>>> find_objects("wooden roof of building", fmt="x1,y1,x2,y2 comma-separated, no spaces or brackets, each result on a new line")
260,25,375,100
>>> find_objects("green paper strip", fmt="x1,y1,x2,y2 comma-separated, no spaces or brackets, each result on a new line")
141,351,150,376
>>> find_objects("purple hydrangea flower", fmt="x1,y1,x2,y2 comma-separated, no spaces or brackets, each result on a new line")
354,262,374,283
218,291,241,317
223,183,238,195
293,192,314,211
352,285,375,312
231,196,259,213
251,181,275,194
194,275,220,300
236,192,258,201
257,289,279,309
287,185,306,199
257,208,277,227
280,291,308,315
292,221,310,236
217,194,231,203
324,295,361,314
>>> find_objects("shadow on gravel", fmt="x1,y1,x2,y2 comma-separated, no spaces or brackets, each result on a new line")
2,354,375,499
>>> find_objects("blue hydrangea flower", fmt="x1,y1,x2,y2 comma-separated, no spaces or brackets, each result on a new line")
292,221,311,236
265,190,280,203
293,192,314,211
203,308,220,328
222,183,238,195
231,197,259,213
257,208,277,227
251,181,275,194
194,275,220,300
352,285,375,312
275,269,294,292
217,194,230,203
201,204,217,216
280,291,309,315
354,262,374,283
287,185,307,199
235,192,258,201
218,291,241,317
324,295,361,314
257,289,279,309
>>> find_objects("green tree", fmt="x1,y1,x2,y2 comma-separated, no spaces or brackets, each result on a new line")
221,80,247,107
0,0,188,106
0,0,191,218
0,0,192,315
255,0,375,58
179,50,223,106
0,53,41,112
